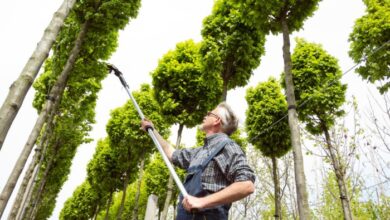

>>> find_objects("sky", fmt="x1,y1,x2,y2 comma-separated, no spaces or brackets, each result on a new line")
0,0,373,219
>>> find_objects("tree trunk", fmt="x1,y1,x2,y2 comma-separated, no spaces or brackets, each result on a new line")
272,157,282,220
12,113,56,219
27,140,61,219
222,79,228,102
132,153,146,220
160,124,183,220
0,0,76,150
322,123,353,220
280,15,311,220
7,151,37,220
117,170,130,220
92,205,100,220
93,205,100,220
104,191,114,220
0,20,89,218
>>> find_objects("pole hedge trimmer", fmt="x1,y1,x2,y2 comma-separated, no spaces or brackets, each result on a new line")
107,64,188,198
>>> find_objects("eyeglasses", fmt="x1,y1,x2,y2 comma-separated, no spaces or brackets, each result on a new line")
206,111,220,119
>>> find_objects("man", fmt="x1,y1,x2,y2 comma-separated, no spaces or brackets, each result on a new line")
141,102,255,219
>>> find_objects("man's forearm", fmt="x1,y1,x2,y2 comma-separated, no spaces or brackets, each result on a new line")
202,181,254,208
150,129,175,161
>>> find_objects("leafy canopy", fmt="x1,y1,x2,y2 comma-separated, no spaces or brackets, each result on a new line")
349,0,390,93
237,0,320,34
288,38,347,134
201,0,266,93
245,77,291,158
152,40,222,127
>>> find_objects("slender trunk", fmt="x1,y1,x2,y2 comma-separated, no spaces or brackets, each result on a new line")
0,20,89,218
160,124,184,220
222,79,228,102
280,15,310,220
117,171,130,220
14,114,56,220
8,152,37,220
272,157,281,220
104,191,114,220
0,0,76,150
93,205,100,220
27,140,61,219
322,124,353,220
132,154,146,220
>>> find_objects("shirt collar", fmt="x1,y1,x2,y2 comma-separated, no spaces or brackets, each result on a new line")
203,133,228,148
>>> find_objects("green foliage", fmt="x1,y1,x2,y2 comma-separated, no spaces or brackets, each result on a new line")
316,172,372,219
151,40,222,127
238,0,320,34
96,180,148,220
359,195,390,219
259,194,289,219
143,154,185,209
73,0,141,32
245,77,291,158
87,139,122,201
106,84,170,158
60,181,99,220
349,0,390,93
30,0,142,217
288,38,347,135
201,0,266,95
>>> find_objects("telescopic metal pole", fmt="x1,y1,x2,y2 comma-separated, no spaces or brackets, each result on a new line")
108,64,188,198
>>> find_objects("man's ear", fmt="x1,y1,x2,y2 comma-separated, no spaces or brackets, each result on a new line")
214,118,222,126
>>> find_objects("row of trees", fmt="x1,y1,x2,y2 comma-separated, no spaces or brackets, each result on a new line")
0,0,388,219
0,0,142,218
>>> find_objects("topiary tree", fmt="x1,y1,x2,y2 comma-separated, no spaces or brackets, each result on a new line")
239,1,321,218
201,0,266,101
60,181,100,220
106,84,170,218
245,77,291,219
289,38,351,219
151,39,222,219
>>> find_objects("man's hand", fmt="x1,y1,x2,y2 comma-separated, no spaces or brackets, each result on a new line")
182,195,206,212
140,119,154,131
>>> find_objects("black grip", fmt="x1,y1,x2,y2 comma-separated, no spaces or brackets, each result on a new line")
145,124,154,131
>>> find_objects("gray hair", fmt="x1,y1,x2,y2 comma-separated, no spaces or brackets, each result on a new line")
217,102,238,136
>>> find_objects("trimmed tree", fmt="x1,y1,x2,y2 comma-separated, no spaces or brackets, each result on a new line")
201,0,266,101
151,39,222,219
106,84,170,219
245,77,291,219
240,1,321,218
289,38,351,219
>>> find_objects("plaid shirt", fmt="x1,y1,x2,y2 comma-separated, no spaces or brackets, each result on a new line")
172,133,255,193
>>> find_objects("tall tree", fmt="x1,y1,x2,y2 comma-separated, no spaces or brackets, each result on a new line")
151,39,221,219
59,181,100,220
201,0,266,101
0,0,76,150
349,0,390,93
106,84,170,220
0,19,89,218
245,77,291,219
289,38,351,219
240,1,321,218
0,0,142,217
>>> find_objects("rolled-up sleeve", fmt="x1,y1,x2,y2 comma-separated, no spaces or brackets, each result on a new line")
216,143,256,184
